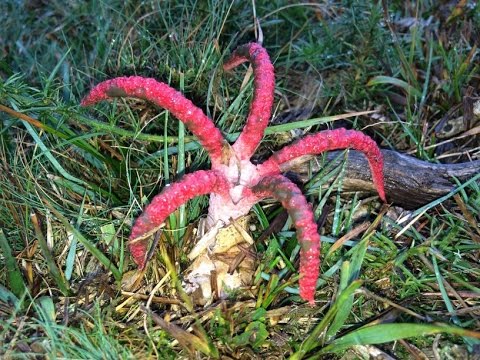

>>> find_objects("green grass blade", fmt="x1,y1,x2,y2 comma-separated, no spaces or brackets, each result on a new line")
35,296,56,324
43,200,121,281
0,104,116,168
162,71,178,241
64,231,77,282
326,261,354,339
76,113,190,144
367,75,422,98
133,111,379,159
141,305,218,358
331,157,348,236
22,118,121,203
431,255,480,349
291,280,363,359
318,323,480,355
65,197,87,281
22,120,84,185
0,284,20,308
326,236,370,339
177,72,186,242
49,175,121,205
397,172,480,230
44,49,70,94
419,40,434,108
0,229,27,298
264,110,377,134
31,213,70,295
348,236,370,283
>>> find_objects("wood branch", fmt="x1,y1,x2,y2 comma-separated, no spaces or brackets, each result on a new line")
283,149,480,209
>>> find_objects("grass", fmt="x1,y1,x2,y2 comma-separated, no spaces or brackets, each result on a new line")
1,0,479,358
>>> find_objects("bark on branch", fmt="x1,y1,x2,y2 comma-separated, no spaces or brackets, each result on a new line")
284,149,480,209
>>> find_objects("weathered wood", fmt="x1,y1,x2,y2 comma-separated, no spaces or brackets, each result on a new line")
284,150,480,209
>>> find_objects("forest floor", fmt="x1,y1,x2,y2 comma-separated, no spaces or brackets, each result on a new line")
0,1,479,359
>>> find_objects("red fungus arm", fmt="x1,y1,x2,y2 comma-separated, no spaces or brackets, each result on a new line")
129,170,230,269
260,128,386,202
223,43,275,160
82,76,228,165
252,175,320,304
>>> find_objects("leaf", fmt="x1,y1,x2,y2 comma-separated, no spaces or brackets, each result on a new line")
251,307,267,322
101,223,120,256
232,321,269,349
36,296,56,324
0,284,20,308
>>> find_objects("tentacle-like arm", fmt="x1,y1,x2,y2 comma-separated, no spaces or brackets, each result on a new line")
252,175,320,304
223,43,275,160
259,128,386,202
129,170,230,269
81,76,228,165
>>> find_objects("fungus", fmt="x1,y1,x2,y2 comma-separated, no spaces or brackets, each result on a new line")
82,43,385,304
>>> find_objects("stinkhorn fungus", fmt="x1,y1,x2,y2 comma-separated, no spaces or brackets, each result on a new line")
82,43,386,304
